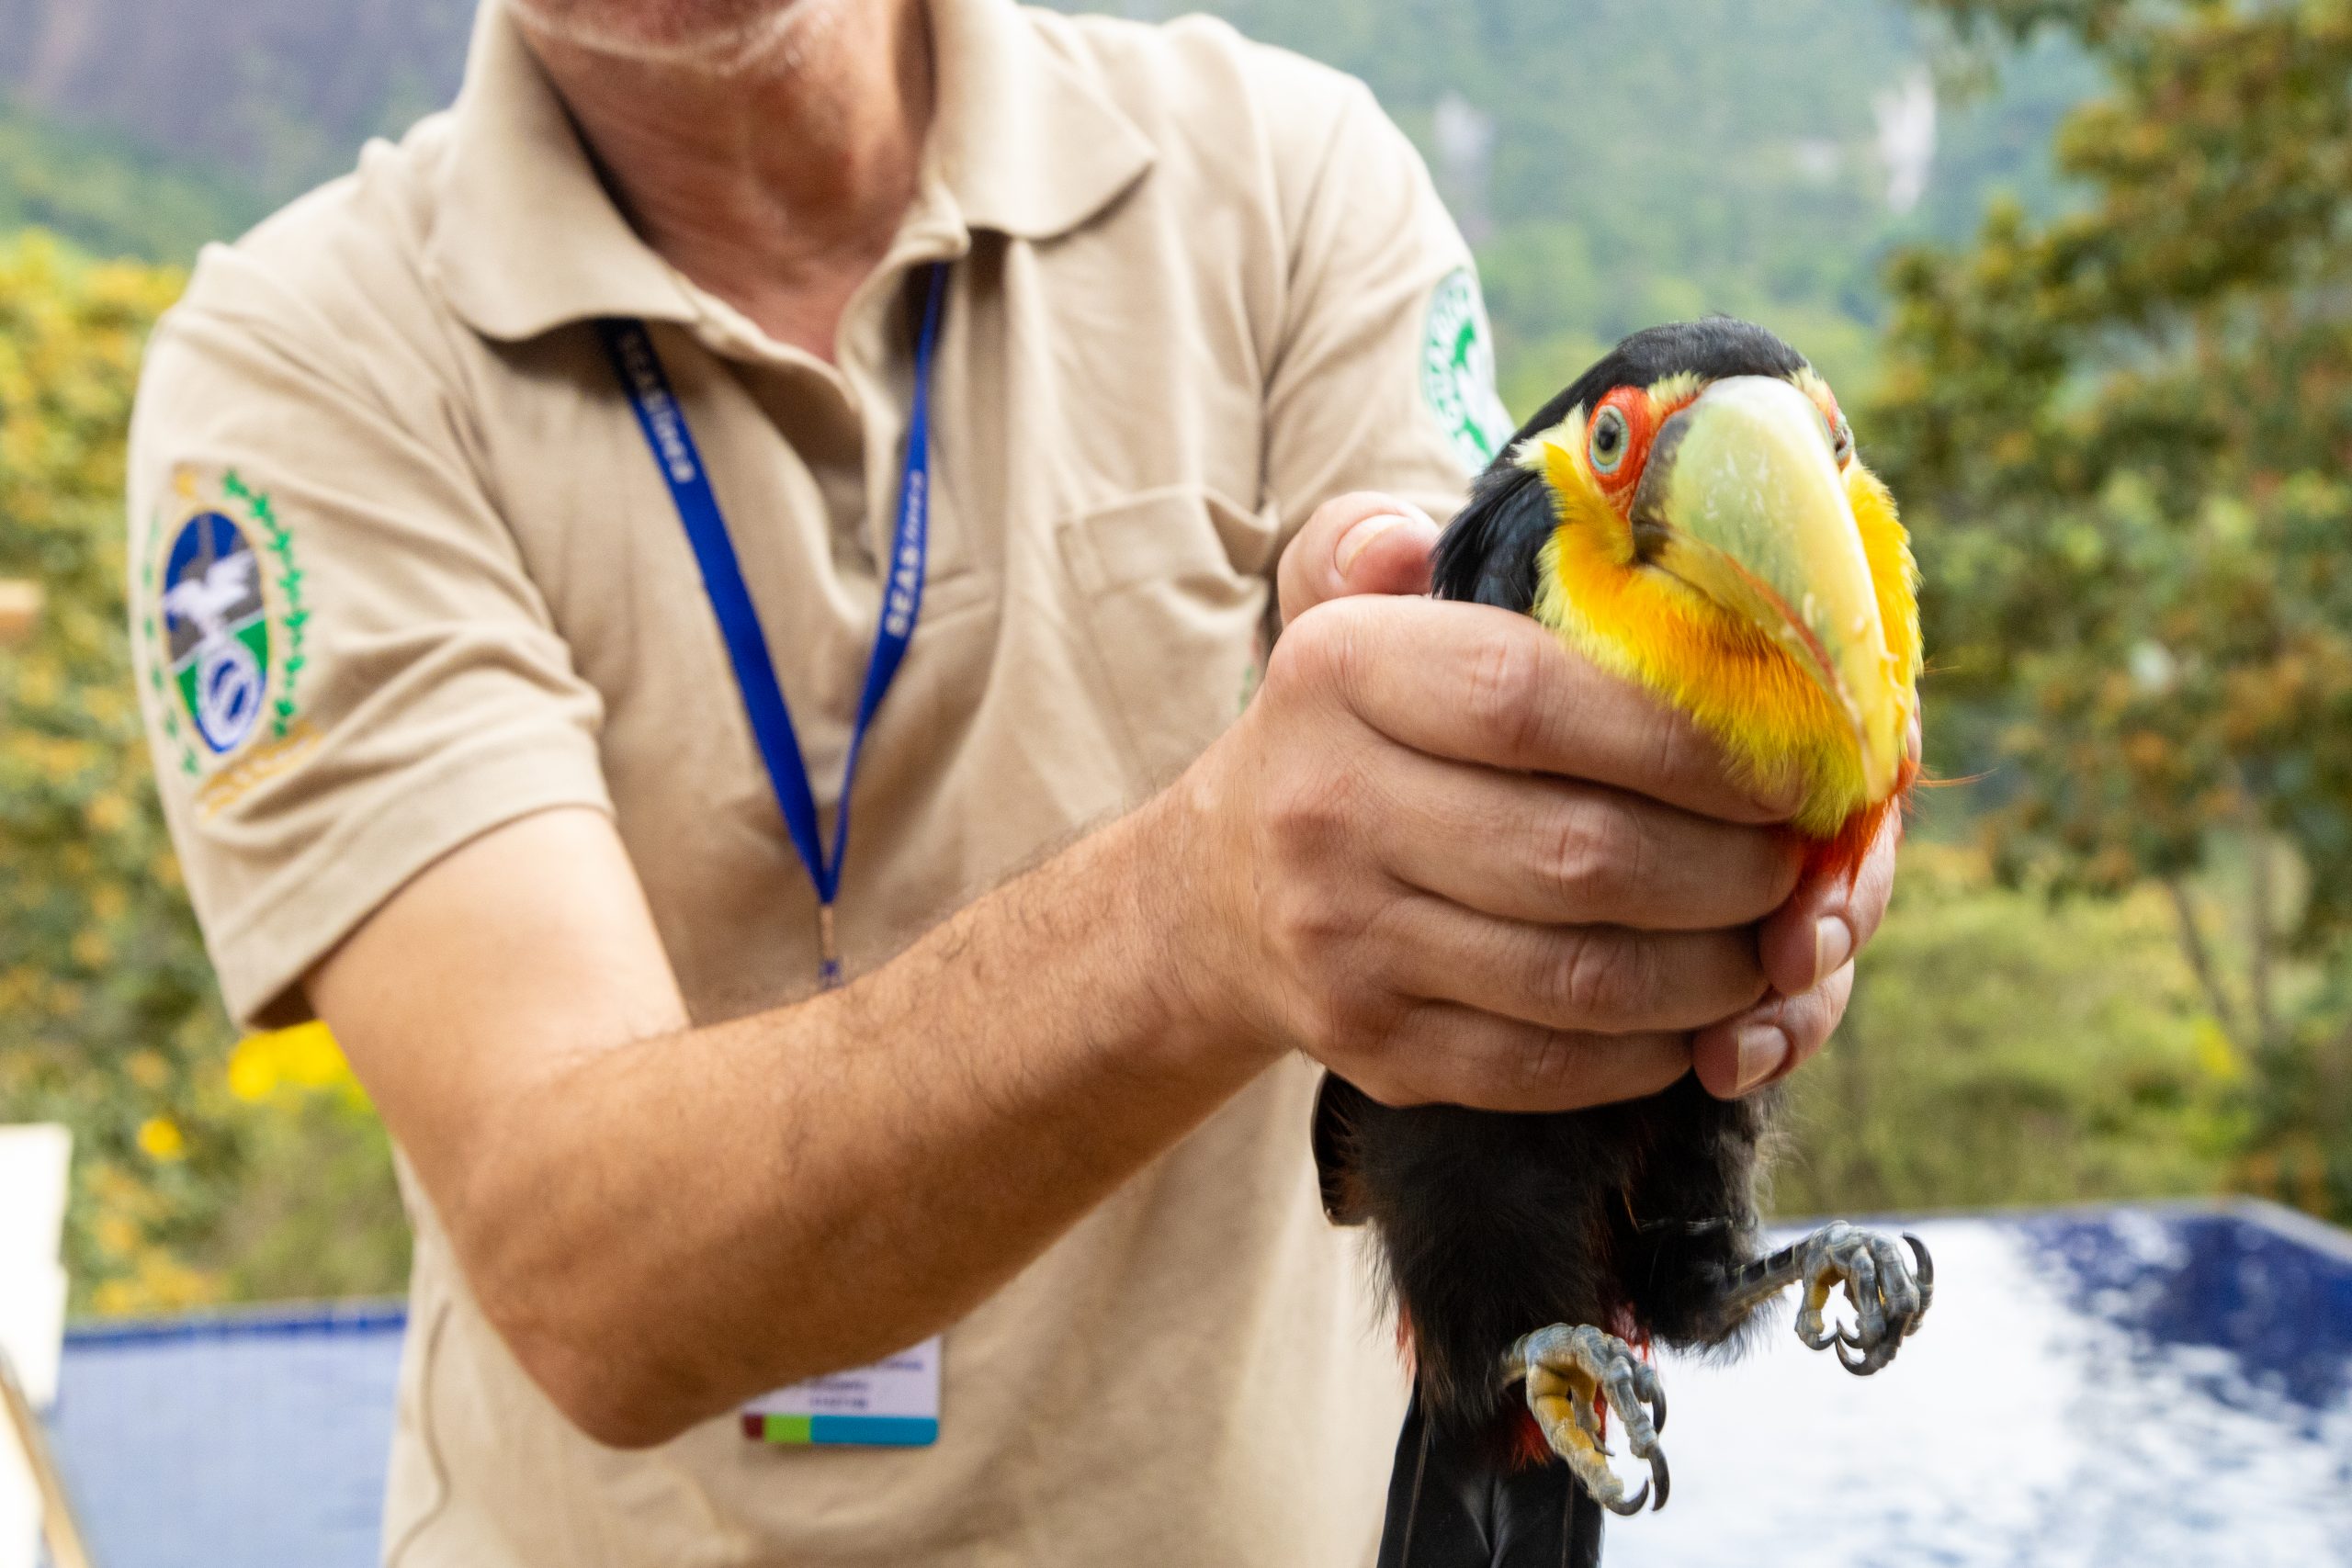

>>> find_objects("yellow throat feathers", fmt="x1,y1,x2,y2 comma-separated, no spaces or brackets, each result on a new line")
1528,415,1921,842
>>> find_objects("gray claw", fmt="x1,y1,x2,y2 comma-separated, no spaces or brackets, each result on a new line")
1905,1233,1936,1310
1504,1323,1675,1517
1772,1222,1935,1377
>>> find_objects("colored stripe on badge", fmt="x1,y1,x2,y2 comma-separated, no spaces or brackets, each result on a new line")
743,1413,940,1447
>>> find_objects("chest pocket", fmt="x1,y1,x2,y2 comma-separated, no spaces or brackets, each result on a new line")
1057,485,1273,789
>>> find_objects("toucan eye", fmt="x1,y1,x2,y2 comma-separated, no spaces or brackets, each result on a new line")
1589,407,1630,475
1831,412,1855,466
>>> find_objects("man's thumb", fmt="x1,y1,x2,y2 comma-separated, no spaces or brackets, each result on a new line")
1276,493,1442,626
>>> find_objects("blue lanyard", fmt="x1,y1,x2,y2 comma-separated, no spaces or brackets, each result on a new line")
600,263,950,987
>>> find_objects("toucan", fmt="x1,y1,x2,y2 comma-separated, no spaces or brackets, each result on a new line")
1314,320,1934,1568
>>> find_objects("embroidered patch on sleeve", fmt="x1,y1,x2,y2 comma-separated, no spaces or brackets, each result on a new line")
1420,267,1516,474
141,467,317,816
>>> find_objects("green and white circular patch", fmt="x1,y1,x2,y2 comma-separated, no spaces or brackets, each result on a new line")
1420,268,1515,473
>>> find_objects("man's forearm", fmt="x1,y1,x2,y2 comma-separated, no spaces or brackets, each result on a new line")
449,790,1265,1448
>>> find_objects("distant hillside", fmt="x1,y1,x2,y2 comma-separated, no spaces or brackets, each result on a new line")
1061,0,2095,403
0,0,472,201
1,0,2094,400
0,97,262,260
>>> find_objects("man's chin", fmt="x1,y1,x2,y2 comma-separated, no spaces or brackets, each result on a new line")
505,0,844,73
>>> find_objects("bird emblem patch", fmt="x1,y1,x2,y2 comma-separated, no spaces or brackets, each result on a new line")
141,467,316,813
1420,267,1516,473
162,510,270,754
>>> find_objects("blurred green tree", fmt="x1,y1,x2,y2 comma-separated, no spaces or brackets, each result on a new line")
0,231,404,1312
0,231,221,1310
1773,843,2237,1216
0,99,264,264
1048,0,2097,414
1873,0,2352,1217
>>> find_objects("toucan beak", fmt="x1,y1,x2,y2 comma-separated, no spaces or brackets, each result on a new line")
1630,375,1906,800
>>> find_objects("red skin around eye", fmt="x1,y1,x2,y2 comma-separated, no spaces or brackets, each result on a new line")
1589,388,1657,502
1590,386,1702,504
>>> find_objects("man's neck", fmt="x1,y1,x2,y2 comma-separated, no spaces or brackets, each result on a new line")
520,0,934,362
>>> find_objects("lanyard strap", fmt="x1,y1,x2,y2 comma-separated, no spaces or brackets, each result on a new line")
600,263,951,987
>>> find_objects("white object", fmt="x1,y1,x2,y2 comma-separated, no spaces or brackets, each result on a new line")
744,1337,942,1443
0,1125,72,1568
1875,66,1939,216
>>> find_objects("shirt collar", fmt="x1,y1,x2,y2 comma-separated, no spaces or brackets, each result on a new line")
426,0,1157,344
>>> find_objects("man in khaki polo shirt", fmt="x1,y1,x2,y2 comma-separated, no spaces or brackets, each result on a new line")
127,0,1899,1562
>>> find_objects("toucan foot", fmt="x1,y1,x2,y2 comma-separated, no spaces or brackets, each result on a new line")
1783,1222,1933,1375
1499,1324,1670,1516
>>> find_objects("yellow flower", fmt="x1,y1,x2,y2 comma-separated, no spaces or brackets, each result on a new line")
2193,1018,2245,1082
227,1021,357,1102
285,1021,352,1089
15,661,57,707
226,1036,277,1102
91,1250,220,1317
136,1115,186,1162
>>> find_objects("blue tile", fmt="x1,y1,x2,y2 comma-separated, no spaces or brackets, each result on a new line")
50,1304,404,1568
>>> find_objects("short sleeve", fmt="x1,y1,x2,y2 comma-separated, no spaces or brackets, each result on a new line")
1261,80,1511,549
127,267,610,1028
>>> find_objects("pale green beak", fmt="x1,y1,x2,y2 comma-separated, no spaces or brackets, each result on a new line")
1631,375,1905,800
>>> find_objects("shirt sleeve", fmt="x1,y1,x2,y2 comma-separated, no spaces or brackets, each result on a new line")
1260,76,1514,550
127,266,611,1029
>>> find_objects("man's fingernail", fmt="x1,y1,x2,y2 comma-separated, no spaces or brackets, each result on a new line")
1813,917,1854,988
1735,1024,1791,1094
1335,513,1410,576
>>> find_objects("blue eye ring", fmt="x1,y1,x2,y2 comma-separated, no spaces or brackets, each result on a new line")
1831,412,1855,465
1589,406,1630,475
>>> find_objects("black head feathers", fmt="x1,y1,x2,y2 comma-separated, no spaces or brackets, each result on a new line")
1501,318,1812,478
1433,318,1812,611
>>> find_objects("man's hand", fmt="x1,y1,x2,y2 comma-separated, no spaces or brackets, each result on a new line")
1170,491,1894,1111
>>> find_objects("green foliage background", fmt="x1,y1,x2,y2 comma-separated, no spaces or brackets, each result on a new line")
0,234,406,1313
1064,0,2097,409
0,103,262,264
4,0,2344,1317
1773,844,2237,1215
1,233,218,1311
1873,0,2352,1215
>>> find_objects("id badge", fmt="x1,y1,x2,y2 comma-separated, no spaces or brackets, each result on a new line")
741,1337,941,1447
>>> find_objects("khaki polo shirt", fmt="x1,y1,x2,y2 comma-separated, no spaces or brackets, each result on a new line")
128,1,1513,1562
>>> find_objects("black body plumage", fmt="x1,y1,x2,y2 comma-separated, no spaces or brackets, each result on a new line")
1321,320,1814,1568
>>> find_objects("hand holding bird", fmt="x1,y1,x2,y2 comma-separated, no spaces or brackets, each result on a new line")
1243,490,1897,1105
1314,319,1929,1566
1179,318,1928,1567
